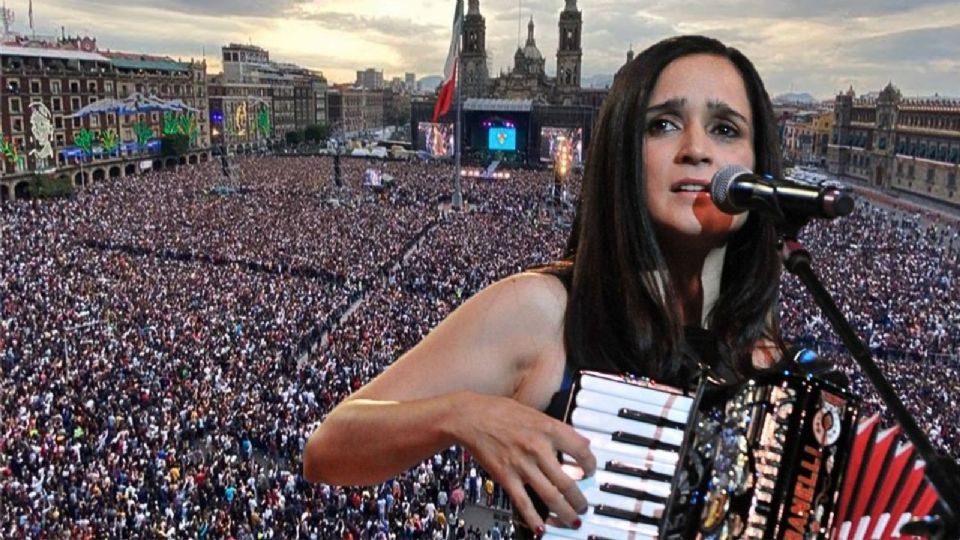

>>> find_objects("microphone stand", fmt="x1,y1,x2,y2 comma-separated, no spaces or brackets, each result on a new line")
774,211,960,540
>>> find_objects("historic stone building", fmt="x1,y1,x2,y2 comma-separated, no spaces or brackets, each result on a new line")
462,0,591,106
460,0,490,99
1,33,210,200
210,44,328,153
827,83,960,205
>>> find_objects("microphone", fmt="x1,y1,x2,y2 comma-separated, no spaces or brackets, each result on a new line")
710,165,855,219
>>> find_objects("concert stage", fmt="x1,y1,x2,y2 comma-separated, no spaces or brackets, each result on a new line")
411,98,599,167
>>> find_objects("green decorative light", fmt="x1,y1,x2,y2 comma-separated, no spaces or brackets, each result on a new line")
1,134,25,170
74,129,96,156
162,112,179,136
101,129,120,153
178,114,199,146
257,106,271,138
133,122,154,146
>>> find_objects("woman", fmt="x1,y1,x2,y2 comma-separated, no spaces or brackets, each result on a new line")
303,35,784,536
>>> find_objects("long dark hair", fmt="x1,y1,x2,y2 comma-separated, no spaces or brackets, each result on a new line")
542,35,783,380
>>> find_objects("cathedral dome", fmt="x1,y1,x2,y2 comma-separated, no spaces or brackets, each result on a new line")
523,43,543,61
522,17,543,60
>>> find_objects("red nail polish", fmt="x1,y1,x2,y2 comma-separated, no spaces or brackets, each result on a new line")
573,518,582,529
535,525,545,538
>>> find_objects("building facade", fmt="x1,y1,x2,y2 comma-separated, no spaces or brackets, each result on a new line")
327,87,384,136
210,44,328,152
1,34,210,200
356,68,384,90
827,84,960,205
782,110,833,166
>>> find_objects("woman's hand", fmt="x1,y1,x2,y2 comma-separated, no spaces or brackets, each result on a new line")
450,392,596,534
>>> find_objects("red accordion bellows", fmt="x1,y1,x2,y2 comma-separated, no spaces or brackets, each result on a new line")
832,413,942,540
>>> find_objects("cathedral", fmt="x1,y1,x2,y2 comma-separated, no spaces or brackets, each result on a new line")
461,0,586,106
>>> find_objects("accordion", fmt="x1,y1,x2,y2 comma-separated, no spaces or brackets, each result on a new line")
544,370,945,540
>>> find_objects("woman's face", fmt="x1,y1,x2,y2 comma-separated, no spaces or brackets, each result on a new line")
642,53,755,247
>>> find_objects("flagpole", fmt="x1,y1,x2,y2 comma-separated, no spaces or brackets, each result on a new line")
451,0,464,210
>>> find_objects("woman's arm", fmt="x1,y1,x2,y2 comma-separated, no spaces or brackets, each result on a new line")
303,272,595,531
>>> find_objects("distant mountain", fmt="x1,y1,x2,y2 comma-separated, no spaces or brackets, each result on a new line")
418,75,442,92
773,92,818,104
582,73,614,89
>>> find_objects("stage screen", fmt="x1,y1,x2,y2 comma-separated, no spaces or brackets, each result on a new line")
363,168,382,187
418,122,454,157
488,127,517,151
539,127,583,164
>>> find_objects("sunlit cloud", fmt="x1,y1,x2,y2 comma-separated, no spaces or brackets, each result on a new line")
4,0,958,98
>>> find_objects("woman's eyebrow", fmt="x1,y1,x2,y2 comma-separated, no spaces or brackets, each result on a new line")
707,99,749,125
645,98,686,116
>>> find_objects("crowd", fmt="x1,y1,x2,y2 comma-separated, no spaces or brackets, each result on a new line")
780,203,960,455
0,155,957,538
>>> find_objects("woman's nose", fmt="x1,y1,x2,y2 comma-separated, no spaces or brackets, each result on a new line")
677,126,712,166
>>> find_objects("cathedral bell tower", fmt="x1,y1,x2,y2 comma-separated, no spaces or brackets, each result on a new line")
556,0,582,91
461,0,490,98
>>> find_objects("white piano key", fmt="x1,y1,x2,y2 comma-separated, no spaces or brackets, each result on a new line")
582,467,673,500
576,428,680,468
571,408,685,448
575,387,691,425
579,485,665,519
579,372,693,411
542,505,660,540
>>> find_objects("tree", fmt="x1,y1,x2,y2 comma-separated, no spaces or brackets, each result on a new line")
28,173,75,199
304,124,329,143
285,130,303,145
160,133,189,156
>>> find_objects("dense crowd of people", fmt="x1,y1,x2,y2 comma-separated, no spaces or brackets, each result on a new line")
1,155,957,538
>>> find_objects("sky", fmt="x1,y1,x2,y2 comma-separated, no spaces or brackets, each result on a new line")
5,0,959,100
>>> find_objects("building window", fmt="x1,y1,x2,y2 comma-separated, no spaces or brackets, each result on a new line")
52,97,62,112
69,80,80,93
89,96,97,105
88,81,98,93
90,115,99,128
55,133,65,146
105,81,113,93
897,161,903,175
9,97,21,114
12,118,23,132
30,79,41,93
73,118,83,129
927,169,935,183
7,79,20,93
55,116,63,129
51,80,61,94
909,164,915,178
71,97,81,110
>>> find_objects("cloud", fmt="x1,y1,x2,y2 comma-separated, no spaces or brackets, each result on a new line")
59,0,311,18
844,25,960,64
7,0,958,97
290,10,444,39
